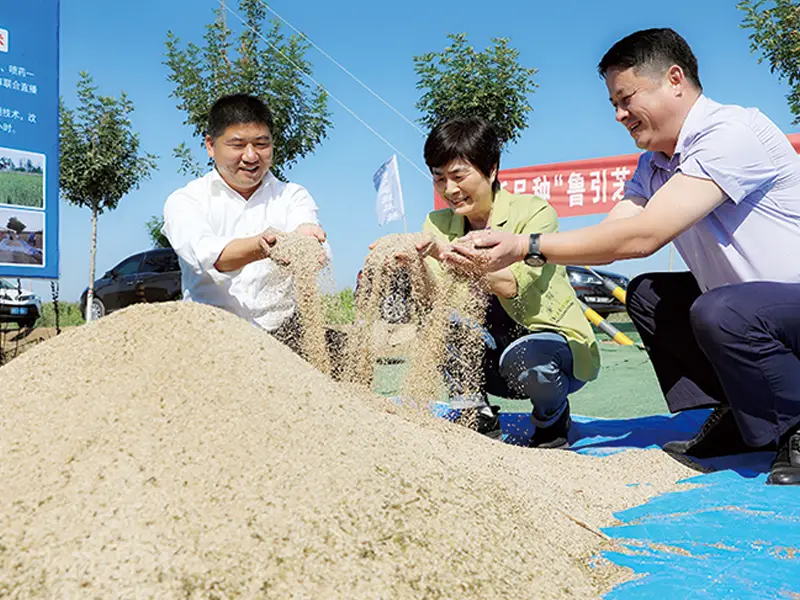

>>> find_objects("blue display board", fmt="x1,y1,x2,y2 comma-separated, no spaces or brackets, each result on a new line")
0,0,59,278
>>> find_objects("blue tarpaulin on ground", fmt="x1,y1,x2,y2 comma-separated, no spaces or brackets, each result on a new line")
435,405,800,598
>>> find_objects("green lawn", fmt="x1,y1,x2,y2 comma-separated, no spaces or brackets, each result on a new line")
557,343,666,418
373,320,669,420
35,301,85,328
0,171,44,208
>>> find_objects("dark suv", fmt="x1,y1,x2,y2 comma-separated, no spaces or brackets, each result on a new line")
80,248,182,319
566,266,628,318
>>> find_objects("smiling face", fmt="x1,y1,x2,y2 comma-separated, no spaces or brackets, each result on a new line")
605,64,696,156
432,158,497,226
206,122,273,199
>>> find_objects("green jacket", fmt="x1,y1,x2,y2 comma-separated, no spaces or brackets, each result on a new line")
422,188,601,382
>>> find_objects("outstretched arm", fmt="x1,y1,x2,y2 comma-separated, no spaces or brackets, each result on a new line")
448,174,726,270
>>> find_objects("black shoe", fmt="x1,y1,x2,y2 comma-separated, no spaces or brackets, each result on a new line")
457,405,503,440
767,428,800,485
663,407,774,458
529,404,571,449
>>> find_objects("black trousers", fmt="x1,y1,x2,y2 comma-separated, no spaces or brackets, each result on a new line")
627,272,800,447
441,296,531,403
272,315,348,381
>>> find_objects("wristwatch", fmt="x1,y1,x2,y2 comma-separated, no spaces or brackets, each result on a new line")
523,233,547,267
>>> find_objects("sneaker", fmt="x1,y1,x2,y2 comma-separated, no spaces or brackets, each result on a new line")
529,404,571,449
663,407,774,458
456,405,503,440
767,427,800,485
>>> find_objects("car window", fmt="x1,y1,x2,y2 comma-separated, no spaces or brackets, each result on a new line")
167,252,180,272
113,255,143,277
142,251,178,274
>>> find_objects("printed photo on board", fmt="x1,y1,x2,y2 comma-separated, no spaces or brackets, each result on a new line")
0,147,45,209
0,206,43,266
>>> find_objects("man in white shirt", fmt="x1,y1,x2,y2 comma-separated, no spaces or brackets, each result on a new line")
448,29,800,485
163,93,328,334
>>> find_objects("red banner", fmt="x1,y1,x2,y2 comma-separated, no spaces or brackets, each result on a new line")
434,133,800,217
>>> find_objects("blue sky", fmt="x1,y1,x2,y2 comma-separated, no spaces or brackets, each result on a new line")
23,0,800,300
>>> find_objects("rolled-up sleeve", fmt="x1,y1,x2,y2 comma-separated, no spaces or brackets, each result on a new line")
163,191,235,284
507,203,558,299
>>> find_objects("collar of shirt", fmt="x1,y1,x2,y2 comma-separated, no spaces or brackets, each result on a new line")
651,94,709,172
208,167,276,203
441,188,513,237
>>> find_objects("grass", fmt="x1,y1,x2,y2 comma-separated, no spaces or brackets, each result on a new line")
324,288,356,325
0,171,44,208
1,301,84,331
35,301,85,328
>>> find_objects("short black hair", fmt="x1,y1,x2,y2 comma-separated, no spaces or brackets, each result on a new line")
206,93,274,140
423,117,501,193
598,28,702,91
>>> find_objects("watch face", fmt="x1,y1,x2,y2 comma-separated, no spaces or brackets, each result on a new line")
524,255,545,267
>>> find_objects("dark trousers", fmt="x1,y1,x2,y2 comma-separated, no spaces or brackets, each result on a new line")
272,315,348,381
627,272,800,447
441,297,584,426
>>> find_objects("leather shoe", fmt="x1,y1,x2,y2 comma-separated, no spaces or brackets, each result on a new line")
456,405,503,440
529,404,571,450
663,407,774,458
767,428,800,485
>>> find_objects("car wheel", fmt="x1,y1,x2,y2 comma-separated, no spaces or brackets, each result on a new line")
90,297,106,320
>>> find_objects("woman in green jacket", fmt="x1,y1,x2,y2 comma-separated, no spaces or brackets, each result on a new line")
407,117,600,448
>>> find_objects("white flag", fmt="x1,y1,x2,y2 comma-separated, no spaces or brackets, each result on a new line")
373,154,405,226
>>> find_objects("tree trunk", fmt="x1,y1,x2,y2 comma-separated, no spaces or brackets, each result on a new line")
85,204,99,323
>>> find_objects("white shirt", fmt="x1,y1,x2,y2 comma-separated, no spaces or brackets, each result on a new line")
163,168,328,331
625,95,800,291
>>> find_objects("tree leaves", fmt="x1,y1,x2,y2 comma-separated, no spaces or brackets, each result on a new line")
164,1,332,180
59,72,158,214
739,0,800,124
145,215,171,249
414,33,538,148
6,217,26,234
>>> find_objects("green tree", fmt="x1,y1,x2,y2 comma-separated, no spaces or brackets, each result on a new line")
414,33,538,147
739,0,800,124
60,71,158,322
146,215,171,249
164,0,332,179
6,217,25,234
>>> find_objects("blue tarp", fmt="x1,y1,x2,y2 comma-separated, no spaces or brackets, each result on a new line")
437,405,800,598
